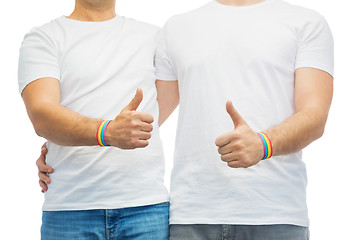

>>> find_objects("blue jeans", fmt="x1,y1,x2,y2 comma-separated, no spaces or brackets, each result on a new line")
170,224,309,240
41,202,169,240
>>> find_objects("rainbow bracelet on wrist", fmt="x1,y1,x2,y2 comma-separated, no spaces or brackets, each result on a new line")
257,132,273,160
96,120,112,147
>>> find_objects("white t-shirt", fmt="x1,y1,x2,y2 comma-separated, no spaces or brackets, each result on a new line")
155,0,333,226
18,16,169,211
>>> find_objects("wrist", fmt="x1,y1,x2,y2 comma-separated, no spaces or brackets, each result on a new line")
104,122,113,146
257,132,273,160
96,120,112,147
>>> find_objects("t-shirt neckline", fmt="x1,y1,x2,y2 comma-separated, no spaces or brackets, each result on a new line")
60,15,120,25
212,0,276,9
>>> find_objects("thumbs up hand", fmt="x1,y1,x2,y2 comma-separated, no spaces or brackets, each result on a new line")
215,101,264,168
104,88,154,149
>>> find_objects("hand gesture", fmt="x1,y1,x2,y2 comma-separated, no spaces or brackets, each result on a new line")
105,88,154,149
215,101,263,168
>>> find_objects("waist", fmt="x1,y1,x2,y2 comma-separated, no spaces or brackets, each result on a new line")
43,137,168,211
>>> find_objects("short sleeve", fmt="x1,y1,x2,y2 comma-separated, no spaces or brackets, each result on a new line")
18,28,60,94
154,26,177,81
295,15,334,77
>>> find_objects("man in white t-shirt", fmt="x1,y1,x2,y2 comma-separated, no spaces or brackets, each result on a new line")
18,0,178,239
153,0,332,239
37,0,333,239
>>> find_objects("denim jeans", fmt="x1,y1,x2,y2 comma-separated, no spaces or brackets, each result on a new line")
170,224,309,240
41,202,169,240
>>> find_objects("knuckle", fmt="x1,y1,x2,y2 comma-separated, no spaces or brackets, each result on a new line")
40,182,47,189
143,113,154,122
227,162,237,168
232,132,241,139
130,139,138,146
235,142,243,149
146,133,152,139
129,120,137,128
129,130,137,137
236,152,243,159
130,111,138,118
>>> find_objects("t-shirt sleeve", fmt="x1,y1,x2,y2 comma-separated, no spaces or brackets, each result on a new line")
295,15,334,77
18,28,60,94
154,26,177,81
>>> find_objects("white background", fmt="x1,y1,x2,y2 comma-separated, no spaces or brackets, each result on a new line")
0,0,359,239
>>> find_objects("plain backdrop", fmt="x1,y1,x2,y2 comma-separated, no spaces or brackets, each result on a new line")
1,0,359,239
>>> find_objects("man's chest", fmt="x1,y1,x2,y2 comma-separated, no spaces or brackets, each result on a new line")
58,36,155,84
168,19,298,72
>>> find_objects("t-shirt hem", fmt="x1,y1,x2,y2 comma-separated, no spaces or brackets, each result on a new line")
19,73,60,94
42,195,169,211
155,73,177,81
169,218,309,227
295,64,334,77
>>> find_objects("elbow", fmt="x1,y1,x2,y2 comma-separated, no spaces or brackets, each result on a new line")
32,121,46,138
27,107,48,138
316,114,330,140
306,107,329,141
316,126,325,139
314,122,326,140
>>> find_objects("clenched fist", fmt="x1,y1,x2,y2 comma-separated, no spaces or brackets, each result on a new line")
105,88,154,149
215,101,264,168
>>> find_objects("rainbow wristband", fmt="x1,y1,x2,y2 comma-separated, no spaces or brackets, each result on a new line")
257,132,273,160
96,120,112,147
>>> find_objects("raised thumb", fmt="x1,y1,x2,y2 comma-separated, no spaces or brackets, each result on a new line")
124,88,143,111
226,101,246,128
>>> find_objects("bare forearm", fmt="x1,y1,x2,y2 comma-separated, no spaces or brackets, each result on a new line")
156,80,179,126
21,78,100,146
23,78,153,149
158,100,178,127
29,103,101,146
265,107,328,156
265,68,333,156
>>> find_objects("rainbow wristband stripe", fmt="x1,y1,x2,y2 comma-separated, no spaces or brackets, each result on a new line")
96,120,111,147
257,132,273,160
